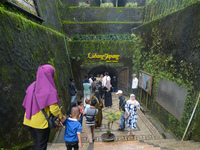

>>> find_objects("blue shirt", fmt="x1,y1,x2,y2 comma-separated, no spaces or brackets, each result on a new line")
83,83,91,95
63,118,82,142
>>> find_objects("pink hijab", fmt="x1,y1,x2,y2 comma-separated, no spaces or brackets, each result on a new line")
22,65,59,119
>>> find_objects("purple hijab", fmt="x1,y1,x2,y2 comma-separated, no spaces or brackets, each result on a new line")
22,65,59,119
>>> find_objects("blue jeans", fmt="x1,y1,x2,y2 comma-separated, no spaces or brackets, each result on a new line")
120,112,125,129
79,114,83,126
71,95,76,103
112,87,118,92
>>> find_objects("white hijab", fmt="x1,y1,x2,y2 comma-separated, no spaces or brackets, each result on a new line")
127,94,139,106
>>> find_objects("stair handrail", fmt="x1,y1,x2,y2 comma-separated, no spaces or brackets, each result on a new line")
181,93,200,141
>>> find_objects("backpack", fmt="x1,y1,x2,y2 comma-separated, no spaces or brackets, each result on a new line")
86,109,96,121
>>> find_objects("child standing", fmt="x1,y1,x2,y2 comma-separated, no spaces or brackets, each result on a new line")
77,100,85,133
63,107,83,150
77,100,83,125
85,99,91,109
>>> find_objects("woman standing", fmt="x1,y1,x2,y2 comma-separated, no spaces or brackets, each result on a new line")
125,94,140,135
92,95,104,128
22,65,64,150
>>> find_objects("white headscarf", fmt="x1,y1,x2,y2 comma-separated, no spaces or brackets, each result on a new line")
127,94,139,106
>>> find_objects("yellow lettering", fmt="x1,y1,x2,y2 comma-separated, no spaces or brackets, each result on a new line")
87,53,120,62
88,53,92,59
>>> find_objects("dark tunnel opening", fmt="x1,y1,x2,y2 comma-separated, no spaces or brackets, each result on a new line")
88,66,118,79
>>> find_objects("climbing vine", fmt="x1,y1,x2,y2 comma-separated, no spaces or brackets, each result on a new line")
133,28,199,140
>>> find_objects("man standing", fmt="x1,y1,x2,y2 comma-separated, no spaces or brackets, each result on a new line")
83,100,98,143
111,76,117,92
102,72,112,107
116,90,126,130
83,75,90,84
69,78,77,103
132,74,138,99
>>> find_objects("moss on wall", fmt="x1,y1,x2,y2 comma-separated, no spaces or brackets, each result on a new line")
67,39,137,90
68,40,137,59
60,7,143,22
144,0,199,22
134,1,200,141
37,0,62,32
0,8,72,148
63,22,142,37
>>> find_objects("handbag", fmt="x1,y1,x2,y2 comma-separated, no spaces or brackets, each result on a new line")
34,83,58,129
124,105,135,120
124,113,129,119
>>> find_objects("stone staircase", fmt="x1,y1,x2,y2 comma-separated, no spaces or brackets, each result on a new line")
143,139,200,150
60,6,143,37
48,141,161,150
47,139,200,150
47,95,200,150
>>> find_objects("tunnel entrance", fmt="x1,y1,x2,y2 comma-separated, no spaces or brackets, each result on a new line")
88,66,118,79
77,65,129,94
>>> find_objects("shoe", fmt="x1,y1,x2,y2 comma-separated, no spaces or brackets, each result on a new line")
118,128,124,131
93,139,95,142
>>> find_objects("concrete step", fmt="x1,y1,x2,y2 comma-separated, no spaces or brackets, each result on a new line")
61,7,143,22
144,139,200,150
62,21,142,37
47,141,161,150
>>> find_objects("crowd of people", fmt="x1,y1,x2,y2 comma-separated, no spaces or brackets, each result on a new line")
22,64,140,150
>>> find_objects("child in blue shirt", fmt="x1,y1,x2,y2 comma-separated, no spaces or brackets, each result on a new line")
63,106,83,150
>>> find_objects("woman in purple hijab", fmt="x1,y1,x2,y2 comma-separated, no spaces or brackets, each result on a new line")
22,64,64,150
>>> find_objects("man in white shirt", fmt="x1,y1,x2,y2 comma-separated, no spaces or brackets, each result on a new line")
102,72,111,87
132,74,138,99
89,74,94,96
89,74,93,85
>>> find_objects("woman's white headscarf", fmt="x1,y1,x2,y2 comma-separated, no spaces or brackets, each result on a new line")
127,94,139,105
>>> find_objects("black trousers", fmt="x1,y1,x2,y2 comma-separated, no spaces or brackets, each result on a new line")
65,141,79,150
25,125,50,150
132,88,138,99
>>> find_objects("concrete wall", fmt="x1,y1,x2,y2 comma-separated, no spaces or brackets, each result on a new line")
63,22,142,37
61,0,146,7
61,7,143,22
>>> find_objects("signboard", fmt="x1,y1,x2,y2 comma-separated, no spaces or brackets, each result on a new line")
156,79,188,121
139,71,152,95
5,0,38,16
87,53,120,62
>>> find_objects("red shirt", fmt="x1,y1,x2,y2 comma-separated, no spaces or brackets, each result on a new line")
78,106,82,114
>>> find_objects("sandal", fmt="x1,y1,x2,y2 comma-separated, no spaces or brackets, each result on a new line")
132,131,135,135
127,131,130,135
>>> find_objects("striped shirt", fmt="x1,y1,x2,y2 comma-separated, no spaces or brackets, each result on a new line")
83,107,98,126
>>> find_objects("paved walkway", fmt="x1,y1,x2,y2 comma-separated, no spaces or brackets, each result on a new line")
48,93,163,149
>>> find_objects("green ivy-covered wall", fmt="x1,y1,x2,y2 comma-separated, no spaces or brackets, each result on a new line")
0,8,72,148
67,39,138,90
37,0,62,32
143,0,199,22
134,1,200,141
